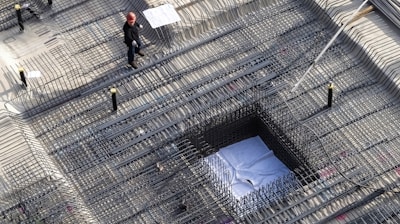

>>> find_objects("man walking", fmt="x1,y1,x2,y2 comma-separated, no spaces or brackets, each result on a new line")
123,12,145,69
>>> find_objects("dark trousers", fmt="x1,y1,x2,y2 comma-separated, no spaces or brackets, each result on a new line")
127,39,142,64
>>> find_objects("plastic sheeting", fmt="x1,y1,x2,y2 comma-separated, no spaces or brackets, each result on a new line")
204,136,292,199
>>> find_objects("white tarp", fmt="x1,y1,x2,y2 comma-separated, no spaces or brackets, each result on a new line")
143,4,181,29
204,136,292,199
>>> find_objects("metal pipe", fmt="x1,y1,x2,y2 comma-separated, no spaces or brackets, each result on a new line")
291,0,369,92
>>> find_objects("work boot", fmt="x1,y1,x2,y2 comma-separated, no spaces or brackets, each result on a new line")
129,61,138,69
138,50,145,57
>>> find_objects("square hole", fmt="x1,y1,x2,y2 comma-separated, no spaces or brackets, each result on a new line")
186,106,313,215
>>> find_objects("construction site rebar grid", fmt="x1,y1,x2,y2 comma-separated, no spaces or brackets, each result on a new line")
1,0,400,223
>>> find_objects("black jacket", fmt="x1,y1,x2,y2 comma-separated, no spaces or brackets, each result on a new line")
123,21,141,47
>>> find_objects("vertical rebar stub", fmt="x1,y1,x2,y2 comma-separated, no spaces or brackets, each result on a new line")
19,67,27,87
327,83,333,108
110,88,117,111
15,4,24,31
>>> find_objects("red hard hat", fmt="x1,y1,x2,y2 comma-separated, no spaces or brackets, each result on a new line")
126,12,136,22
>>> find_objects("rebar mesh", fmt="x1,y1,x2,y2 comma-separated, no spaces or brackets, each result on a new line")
1,0,400,223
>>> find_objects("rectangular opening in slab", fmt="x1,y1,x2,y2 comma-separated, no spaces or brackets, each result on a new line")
184,106,315,215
